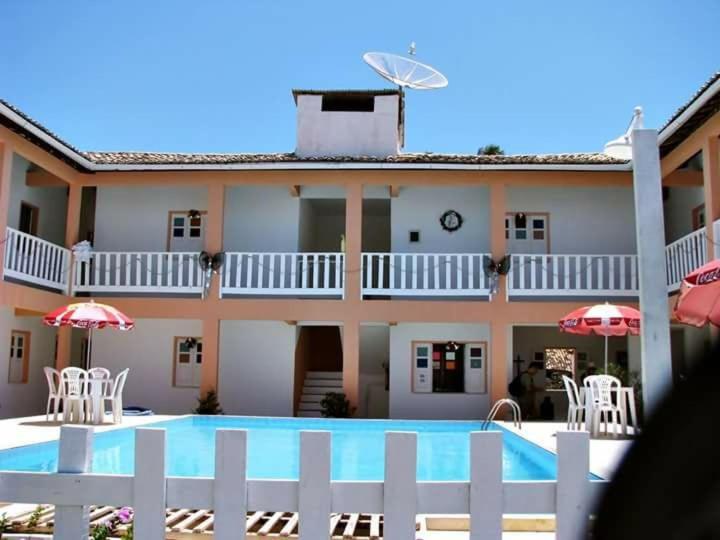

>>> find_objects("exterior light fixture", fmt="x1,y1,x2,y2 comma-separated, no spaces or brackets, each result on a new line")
445,341,460,352
188,209,202,219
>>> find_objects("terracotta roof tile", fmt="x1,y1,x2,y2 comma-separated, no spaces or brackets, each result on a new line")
81,150,629,166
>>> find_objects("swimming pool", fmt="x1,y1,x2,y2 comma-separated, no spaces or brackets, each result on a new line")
0,416,566,481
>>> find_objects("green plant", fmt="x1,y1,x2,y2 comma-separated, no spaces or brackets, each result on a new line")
0,513,9,538
477,144,505,156
91,523,111,540
194,390,223,414
597,362,629,385
122,522,134,540
26,505,44,529
320,392,352,418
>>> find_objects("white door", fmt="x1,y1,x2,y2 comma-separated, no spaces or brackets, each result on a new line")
464,342,487,394
8,332,27,384
174,338,203,388
412,342,433,393
506,213,548,254
169,212,205,252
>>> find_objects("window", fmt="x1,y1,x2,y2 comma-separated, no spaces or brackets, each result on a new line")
692,204,706,231
412,341,487,394
8,331,30,384
505,212,550,251
543,347,576,390
18,202,39,236
173,337,203,388
321,94,374,112
168,211,205,250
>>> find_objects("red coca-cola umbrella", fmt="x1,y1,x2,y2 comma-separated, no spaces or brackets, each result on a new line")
559,302,641,371
674,259,720,327
43,300,135,368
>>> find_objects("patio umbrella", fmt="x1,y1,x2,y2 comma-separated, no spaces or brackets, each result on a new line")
43,300,135,369
559,302,641,372
673,259,720,327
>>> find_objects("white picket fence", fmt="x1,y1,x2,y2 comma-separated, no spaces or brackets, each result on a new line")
0,426,603,540
73,252,203,294
1,227,71,292
665,227,707,292
221,252,344,297
362,253,492,297
507,254,639,298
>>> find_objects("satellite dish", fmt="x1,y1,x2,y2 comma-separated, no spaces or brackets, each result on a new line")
363,51,448,90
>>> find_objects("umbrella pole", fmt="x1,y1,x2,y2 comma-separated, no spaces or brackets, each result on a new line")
86,326,93,370
604,335,608,373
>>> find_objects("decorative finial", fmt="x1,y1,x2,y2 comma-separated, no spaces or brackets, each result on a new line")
408,42,416,56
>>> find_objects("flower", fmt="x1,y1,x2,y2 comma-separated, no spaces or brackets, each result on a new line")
116,507,134,524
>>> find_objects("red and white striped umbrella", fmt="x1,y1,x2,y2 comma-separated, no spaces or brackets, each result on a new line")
43,301,134,368
559,302,640,371
673,259,720,327
43,301,135,330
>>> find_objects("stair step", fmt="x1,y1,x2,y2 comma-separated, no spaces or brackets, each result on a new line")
298,402,323,412
303,379,344,387
305,371,343,380
297,410,323,418
300,394,324,403
302,386,343,395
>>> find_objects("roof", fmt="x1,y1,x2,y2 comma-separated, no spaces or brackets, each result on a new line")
659,71,720,157
82,150,628,167
0,95,628,172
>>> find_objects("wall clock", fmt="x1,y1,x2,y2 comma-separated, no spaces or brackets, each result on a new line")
440,210,463,232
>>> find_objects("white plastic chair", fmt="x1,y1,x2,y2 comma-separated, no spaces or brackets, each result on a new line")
43,367,63,422
102,369,129,424
562,375,584,431
60,367,90,423
586,375,626,437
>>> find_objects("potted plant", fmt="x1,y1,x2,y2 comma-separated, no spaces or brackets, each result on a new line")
320,392,352,418
194,390,223,414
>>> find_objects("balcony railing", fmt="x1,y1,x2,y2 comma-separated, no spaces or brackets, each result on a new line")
362,253,492,297
665,228,708,292
73,252,203,294
2,227,70,292
221,252,344,297
507,254,639,298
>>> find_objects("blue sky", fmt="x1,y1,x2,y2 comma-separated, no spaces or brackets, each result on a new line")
1,0,717,156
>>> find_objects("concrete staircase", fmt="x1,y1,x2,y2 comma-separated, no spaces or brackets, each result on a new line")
297,371,343,417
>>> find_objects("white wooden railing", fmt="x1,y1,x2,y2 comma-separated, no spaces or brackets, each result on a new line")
73,252,203,294
362,253,492,297
221,252,344,297
0,426,603,540
507,254,639,298
2,227,71,292
665,228,708,292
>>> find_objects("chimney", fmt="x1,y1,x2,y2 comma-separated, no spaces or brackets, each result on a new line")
293,89,404,158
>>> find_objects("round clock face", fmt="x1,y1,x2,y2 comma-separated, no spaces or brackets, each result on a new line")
440,210,463,232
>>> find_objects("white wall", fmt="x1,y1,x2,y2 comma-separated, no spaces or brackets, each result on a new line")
507,186,637,253
391,187,491,253
663,186,704,243
296,95,400,158
359,325,389,418
94,186,207,251
7,154,68,245
224,186,300,252
91,318,201,414
0,307,58,419
219,321,296,416
389,323,490,419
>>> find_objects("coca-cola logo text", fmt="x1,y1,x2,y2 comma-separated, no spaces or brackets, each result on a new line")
697,268,720,285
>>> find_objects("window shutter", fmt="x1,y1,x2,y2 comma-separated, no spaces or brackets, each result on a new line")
412,343,433,393
464,342,487,394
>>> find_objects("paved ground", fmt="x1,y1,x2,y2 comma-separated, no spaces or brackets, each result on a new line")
0,413,182,451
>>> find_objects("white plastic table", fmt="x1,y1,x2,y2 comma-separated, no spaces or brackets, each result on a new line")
580,386,638,437
87,378,112,425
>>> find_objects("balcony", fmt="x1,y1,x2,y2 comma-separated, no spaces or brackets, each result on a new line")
362,253,492,298
2,228,70,293
507,254,639,299
665,227,707,292
220,252,344,298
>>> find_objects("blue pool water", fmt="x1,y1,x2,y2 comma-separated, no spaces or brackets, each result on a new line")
0,416,568,481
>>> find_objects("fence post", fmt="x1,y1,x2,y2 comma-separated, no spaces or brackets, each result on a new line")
133,428,167,539
470,431,503,540
214,429,247,540
299,431,331,540
384,432,417,540
556,431,590,540
54,425,93,540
